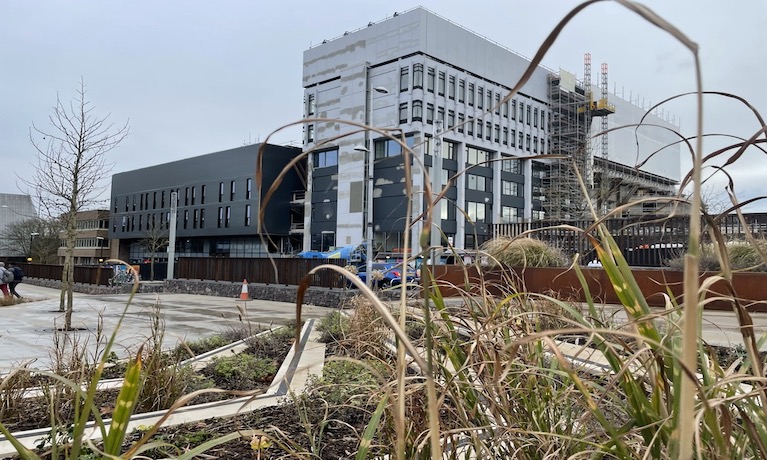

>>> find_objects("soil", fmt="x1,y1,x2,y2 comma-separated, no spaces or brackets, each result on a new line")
1,329,294,445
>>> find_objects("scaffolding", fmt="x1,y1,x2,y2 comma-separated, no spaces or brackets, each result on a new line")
545,53,615,220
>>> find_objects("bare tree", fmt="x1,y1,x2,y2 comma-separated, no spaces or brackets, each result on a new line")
140,218,169,281
23,79,128,330
3,217,63,264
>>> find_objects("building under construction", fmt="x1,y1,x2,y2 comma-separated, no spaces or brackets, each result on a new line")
544,54,677,220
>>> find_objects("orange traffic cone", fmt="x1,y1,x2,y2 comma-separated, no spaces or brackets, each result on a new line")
239,279,249,300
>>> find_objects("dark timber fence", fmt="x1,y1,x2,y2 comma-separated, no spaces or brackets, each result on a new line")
19,263,112,286
492,213,767,267
19,258,351,289
176,257,349,288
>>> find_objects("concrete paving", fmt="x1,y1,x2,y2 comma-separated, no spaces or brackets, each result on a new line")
0,283,332,371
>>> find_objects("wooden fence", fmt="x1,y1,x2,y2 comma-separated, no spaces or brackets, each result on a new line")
19,258,352,288
19,263,112,286
176,257,349,288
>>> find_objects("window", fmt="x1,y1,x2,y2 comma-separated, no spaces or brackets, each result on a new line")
230,180,236,201
533,107,539,127
467,174,488,191
526,134,531,151
400,66,409,92
374,134,416,159
526,105,531,125
437,106,445,125
399,102,408,123
476,121,483,139
501,206,519,223
131,195,136,211
217,207,223,228
467,117,474,136
502,180,520,196
468,83,475,106
412,100,423,122
503,100,509,118
486,89,492,111
193,209,199,229
533,137,539,153
443,140,456,160
313,148,338,168
201,185,206,204
502,157,521,173
219,182,224,202
200,209,205,228
182,211,187,229
447,110,455,129
184,187,189,206
466,201,487,222
495,94,501,115
426,103,434,124
494,124,500,143
438,71,445,96
246,178,252,200
467,146,489,165
477,86,484,109
541,110,546,129
485,121,491,140
307,93,316,116
518,132,524,149
245,204,251,226
512,100,517,120
502,127,509,145
532,210,545,221
161,191,165,208
458,79,465,102
458,113,465,133
519,102,524,123
448,75,455,99
427,67,435,92
307,124,314,143
413,63,423,89
152,192,157,209
225,206,231,228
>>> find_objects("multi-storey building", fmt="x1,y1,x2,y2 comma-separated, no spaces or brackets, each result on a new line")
109,144,305,261
301,7,680,254
57,209,111,265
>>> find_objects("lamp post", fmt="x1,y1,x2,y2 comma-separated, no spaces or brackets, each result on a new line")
353,72,388,288
29,232,40,261
96,236,105,264
167,191,178,280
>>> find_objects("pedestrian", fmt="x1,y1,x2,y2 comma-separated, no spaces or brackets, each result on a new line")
8,262,23,298
0,263,11,298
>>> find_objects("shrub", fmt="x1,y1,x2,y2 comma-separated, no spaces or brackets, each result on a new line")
482,236,567,268
666,240,767,272
212,354,276,384
316,311,349,343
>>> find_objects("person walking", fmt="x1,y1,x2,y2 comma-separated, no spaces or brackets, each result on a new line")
0,263,11,298
8,262,23,298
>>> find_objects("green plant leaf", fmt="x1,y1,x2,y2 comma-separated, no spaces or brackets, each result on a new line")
356,393,388,460
103,349,143,455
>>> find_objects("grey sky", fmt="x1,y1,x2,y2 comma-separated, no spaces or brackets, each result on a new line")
2,1,765,210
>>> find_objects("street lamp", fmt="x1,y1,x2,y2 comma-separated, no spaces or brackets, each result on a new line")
29,232,40,261
96,236,105,264
352,77,389,290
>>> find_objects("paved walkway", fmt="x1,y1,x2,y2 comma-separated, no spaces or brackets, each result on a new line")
3,283,767,371
0,284,331,370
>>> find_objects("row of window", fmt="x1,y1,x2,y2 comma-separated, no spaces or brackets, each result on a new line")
401,101,546,152
424,139,522,174
114,205,253,233
76,219,109,230
60,238,110,249
115,179,254,213
399,64,546,127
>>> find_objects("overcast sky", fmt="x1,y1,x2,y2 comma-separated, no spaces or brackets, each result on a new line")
2,1,765,210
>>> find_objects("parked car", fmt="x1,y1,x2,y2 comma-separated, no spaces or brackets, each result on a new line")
354,262,419,288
